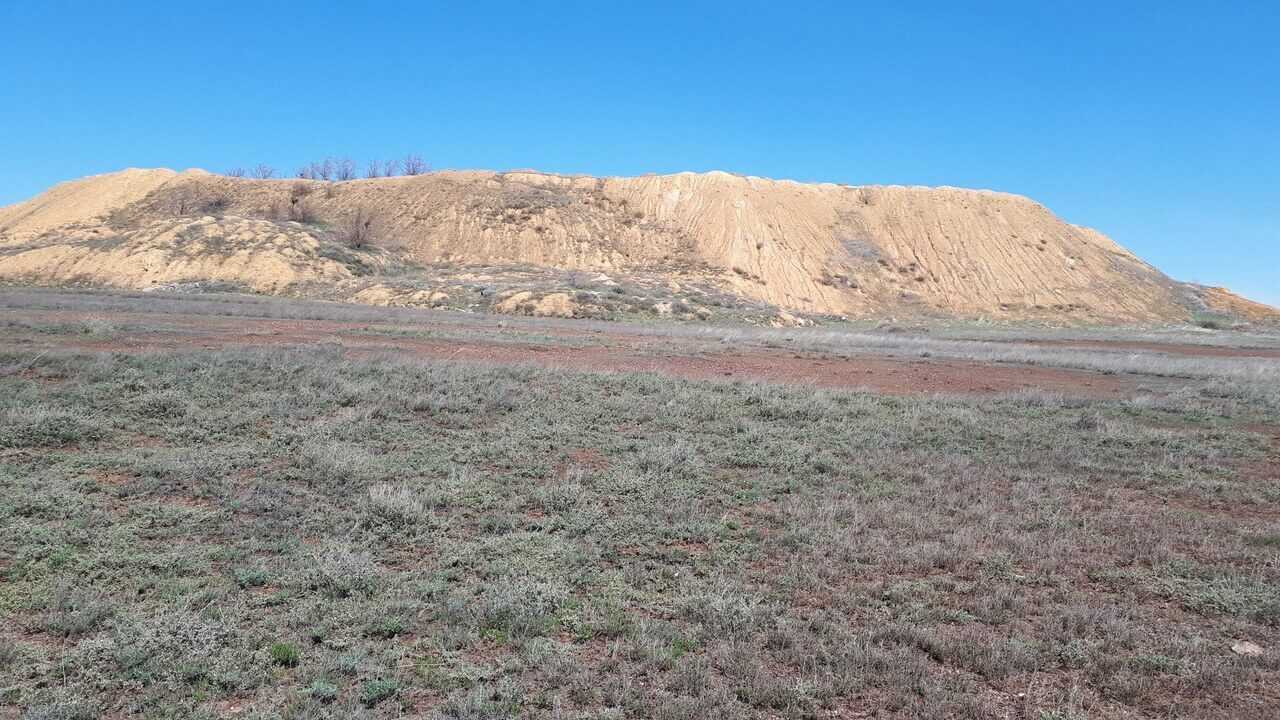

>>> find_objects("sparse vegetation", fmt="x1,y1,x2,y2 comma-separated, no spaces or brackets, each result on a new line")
1194,312,1234,330
230,155,430,181
1,292,1277,717
158,185,230,216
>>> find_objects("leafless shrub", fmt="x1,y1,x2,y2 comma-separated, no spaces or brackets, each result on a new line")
271,182,318,223
335,157,356,181
251,164,276,180
340,207,380,248
403,154,428,176
161,186,230,216
161,189,196,215
225,167,245,178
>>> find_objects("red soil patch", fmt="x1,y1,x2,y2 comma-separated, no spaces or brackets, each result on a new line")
553,447,611,479
7,309,1163,397
1238,424,1280,488
1025,338,1280,358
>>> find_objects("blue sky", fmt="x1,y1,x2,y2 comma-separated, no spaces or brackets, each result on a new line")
2,1,1276,304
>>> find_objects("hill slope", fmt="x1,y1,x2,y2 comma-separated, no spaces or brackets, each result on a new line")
1,168,1273,324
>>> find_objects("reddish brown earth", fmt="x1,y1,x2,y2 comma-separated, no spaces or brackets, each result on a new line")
1,309,1167,397
1022,338,1280,358
423,342,1139,397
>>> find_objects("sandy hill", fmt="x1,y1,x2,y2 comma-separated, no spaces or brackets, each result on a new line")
1,168,1273,324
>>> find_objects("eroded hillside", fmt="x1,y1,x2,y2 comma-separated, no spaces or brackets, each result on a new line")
1,168,1273,324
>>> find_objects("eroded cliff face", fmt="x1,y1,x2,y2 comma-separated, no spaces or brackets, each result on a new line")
593,173,1181,320
1,168,1266,323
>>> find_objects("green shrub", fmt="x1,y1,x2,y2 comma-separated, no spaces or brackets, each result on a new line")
1128,654,1182,675
360,678,398,707
136,390,188,419
43,601,113,639
234,567,269,589
269,642,300,667
0,406,102,448
1193,312,1232,330
78,318,116,336
366,616,405,639
306,679,339,704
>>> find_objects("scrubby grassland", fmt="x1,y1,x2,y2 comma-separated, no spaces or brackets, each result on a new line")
2,343,1279,718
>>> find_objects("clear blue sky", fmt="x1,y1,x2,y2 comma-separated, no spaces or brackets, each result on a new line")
2,1,1276,304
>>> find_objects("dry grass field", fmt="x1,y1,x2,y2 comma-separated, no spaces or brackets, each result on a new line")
1,289,1278,719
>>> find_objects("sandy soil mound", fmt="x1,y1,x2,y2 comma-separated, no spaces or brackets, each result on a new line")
2,168,1273,323
0,215,354,293
351,284,449,307
1194,286,1280,325
0,169,186,240
494,290,581,318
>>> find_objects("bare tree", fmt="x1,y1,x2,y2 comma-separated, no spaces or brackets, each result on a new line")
251,164,276,180
382,159,400,177
161,186,229,215
335,157,356,181
226,167,246,178
403,154,428,176
340,207,379,248
365,160,382,179
300,159,333,181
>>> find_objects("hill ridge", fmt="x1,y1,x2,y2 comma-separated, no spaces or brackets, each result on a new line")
1,168,1274,324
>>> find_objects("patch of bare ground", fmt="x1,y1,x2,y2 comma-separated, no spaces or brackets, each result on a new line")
4,308,1149,397
1024,338,1280,359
